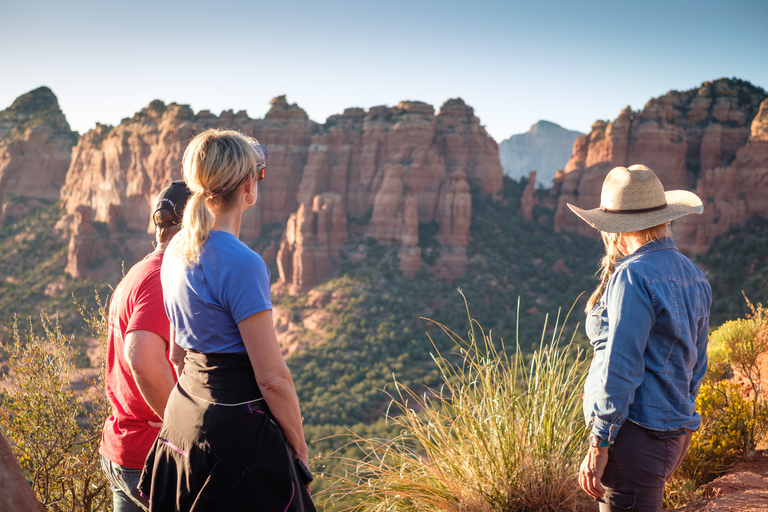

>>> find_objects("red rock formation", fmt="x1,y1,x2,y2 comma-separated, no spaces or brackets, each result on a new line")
252,96,316,227
0,87,77,221
64,205,96,279
436,170,472,247
60,97,316,278
371,165,408,244
277,193,348,293
398,195,422,278
0,431,46,511
291,98,499,283
58,94,501,285
675,98,768,253
520,170,538,220
436,99,503,198
554,79,767,253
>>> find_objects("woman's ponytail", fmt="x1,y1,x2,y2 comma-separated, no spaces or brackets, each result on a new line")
175,190,214,265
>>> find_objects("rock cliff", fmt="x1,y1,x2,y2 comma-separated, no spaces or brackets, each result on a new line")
58,95,502,286
60,97,316,279
553,78,768,253
0,87,77,221
277,193,348,294
293,98,498,286
0,432,46,511
520,171,538,221
499,120,583,186
675,97,768,252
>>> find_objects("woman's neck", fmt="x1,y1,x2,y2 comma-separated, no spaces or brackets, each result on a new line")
211,207,242,238
621,233,649,255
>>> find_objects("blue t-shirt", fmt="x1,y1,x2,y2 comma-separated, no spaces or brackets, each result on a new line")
161,231,272,354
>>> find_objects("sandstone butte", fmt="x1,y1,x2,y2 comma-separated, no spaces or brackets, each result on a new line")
0,432,46,511
2,78,768,293
551,78,768,255
56,94,503,290
0,86,78,220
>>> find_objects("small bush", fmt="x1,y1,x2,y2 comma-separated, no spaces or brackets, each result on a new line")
665,298,768,507
678,381,754,480
324,295,592,511
0,295,111,512
708,303,768,454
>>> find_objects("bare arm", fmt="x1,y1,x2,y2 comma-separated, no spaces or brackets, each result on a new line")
124,330,176,420
169,328,186,378
238,311,309,467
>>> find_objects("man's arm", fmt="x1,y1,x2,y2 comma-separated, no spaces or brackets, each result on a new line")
124,330,176,420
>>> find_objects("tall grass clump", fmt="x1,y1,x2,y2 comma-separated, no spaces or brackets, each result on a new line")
325,295,591,512
0,294,111,512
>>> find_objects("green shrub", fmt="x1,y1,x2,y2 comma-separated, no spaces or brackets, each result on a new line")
0,296,110,512
665,298,768,507
323,295,592,511
707,304,768,453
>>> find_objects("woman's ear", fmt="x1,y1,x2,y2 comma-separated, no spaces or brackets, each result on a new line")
242,173,257,209
243,173,254,194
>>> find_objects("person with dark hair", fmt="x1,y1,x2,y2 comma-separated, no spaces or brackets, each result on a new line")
100,181,191,512
139,129,315,511
570,165,712,512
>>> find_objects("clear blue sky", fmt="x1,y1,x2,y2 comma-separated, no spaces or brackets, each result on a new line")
2,0,766,142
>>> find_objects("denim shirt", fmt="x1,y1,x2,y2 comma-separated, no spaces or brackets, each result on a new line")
583,237,711,443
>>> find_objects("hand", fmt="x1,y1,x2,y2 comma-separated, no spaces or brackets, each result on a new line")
300,454,312,494
293,452,312,494
148,420,163,429
578,445,609,499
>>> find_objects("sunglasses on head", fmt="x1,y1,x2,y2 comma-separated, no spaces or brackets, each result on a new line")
254,163,266,181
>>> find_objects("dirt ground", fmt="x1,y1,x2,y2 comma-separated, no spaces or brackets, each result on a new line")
671,453,768,511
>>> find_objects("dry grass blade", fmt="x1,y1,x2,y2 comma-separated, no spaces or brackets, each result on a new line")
323,293,592,512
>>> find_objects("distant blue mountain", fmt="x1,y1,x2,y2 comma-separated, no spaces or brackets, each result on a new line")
498,120,583,187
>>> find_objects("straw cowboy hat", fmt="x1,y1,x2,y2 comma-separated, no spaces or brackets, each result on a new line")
567,165,703,233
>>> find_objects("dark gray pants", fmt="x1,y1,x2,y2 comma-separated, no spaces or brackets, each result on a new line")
598,420,692,512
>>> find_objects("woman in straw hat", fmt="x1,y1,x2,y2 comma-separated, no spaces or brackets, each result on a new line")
570,165,711,511
138,129,315,511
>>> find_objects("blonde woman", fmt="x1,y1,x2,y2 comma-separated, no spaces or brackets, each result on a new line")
139,129,315,511
569,165,711,512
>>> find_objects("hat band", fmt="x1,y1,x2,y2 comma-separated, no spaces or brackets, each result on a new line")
599,202,668,214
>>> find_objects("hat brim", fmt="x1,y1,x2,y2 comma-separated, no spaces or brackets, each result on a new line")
567,190,703,233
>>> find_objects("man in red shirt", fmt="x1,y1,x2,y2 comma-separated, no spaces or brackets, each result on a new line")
99,181,190,512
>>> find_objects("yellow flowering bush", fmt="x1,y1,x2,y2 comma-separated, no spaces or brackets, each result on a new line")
666,299,768,507
678,381,754,483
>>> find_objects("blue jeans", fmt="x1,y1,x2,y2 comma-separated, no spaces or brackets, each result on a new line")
100,455,149,512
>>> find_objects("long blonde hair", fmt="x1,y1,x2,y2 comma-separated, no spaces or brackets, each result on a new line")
585,223,672,312
174,129,267,265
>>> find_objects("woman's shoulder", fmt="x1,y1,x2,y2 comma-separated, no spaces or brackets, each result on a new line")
207,231,264,264
205,232,269,283
617,239,705,283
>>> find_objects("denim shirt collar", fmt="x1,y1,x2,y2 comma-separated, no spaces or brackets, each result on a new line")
620,237,677,264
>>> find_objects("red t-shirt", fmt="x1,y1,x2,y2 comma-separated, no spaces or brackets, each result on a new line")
99,252,176,469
